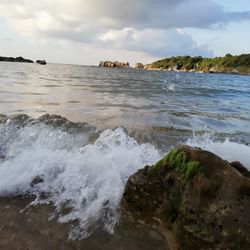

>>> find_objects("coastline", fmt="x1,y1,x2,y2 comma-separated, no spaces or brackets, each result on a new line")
142,67,250,77
97,54,250,77
143,54,250,77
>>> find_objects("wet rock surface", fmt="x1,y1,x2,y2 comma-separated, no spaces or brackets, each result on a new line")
121,146,250,250
0,196,169,250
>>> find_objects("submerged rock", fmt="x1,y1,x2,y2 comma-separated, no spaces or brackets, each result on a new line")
121,146,250,250
3,114,32,127
0,114,7,123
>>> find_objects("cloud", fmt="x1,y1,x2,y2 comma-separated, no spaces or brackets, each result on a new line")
99,28,213,57
0,0,249,57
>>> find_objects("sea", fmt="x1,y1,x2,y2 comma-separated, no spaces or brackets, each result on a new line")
0,62,250,238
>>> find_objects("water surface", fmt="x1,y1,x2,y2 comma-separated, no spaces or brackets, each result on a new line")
0,62,250,238
1,62,249,135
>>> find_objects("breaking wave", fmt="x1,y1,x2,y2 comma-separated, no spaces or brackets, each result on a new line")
0,115,160,239
0,114,250,239
186,133,250,170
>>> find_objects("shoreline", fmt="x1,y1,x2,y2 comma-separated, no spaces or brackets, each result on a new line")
98,57,250,77
142,67,250,77
143,54,250,77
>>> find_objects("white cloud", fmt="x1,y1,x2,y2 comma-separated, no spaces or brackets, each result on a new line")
0,0,249,61
99,28,213,57
1,0,249,31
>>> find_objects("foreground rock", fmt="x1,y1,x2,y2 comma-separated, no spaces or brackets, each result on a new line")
0,56,33,63
99,61,130,68
121,146,250,250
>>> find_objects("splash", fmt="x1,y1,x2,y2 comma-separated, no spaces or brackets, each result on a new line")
167,83,175,92
186,133,250,170
162,83,175,92
0,120,160,239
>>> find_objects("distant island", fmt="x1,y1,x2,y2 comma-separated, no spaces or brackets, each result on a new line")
145,53,250,75
0,56,47,65
0,56,33,63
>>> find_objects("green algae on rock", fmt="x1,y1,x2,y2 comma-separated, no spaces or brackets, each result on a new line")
152,148,202,183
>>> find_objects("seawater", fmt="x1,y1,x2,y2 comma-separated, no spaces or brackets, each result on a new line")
0,62,250,238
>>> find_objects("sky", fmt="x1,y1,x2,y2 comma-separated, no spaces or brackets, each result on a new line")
0,0,250,65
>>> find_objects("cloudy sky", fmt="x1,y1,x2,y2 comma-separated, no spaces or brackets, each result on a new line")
0,0,250,65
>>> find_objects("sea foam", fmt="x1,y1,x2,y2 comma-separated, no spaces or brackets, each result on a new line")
0,123,160,239
186,133,250,170
1,119,250,239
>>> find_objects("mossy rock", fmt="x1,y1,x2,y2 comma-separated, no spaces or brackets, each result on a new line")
122,145,250,250
151,148,202,183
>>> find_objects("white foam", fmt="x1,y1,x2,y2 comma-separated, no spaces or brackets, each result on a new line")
162,83,175,92
0,124,160,239
186,133,250,170
167,83,175,92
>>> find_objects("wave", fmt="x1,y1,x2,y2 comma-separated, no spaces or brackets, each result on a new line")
0,114,250,239
186,132,250,169
0,114,160,239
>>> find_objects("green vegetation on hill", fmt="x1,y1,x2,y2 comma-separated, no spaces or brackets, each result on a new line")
147,54,250,75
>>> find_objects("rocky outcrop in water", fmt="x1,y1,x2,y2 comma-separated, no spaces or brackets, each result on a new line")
36,60,46,65
134,63,145,69
121,146,250,250
99,61,130,68
0,56,33,63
